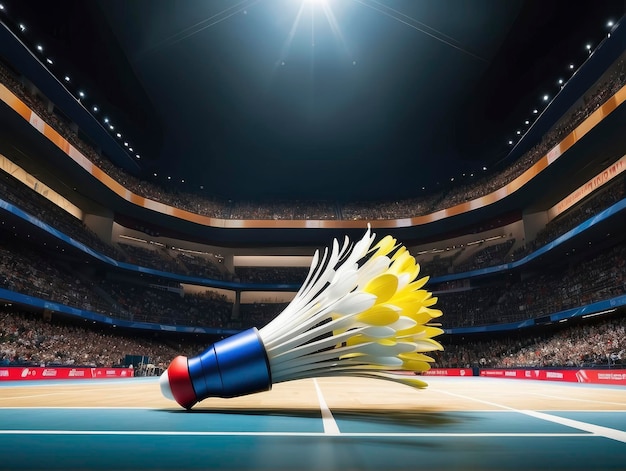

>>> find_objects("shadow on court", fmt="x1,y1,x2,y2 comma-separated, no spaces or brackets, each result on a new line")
159,406,468,427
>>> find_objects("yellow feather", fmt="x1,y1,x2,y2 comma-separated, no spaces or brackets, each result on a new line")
397,326,445,339
369,235,397,258
423,296,438,307
356,304,401,326
399,352,436,362
401,360,431,372
362,274,398,304
395,276,430,297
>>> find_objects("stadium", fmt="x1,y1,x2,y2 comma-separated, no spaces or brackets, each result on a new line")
0,1,625,469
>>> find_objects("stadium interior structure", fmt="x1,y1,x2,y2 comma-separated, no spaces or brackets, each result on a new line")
0,1,625,376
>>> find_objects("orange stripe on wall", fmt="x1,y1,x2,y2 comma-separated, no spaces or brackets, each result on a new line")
0,83,30,120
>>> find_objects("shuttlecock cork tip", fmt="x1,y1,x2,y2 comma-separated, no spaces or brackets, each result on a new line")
161,355,197,409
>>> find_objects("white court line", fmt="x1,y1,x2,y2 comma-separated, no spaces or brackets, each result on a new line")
521,410,626,443
313,378,340,435
0,430,593,437
433,389,626,444
529,392,626,407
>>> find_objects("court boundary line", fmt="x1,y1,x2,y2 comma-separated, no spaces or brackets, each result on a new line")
313,378,339,434
434,389,626,443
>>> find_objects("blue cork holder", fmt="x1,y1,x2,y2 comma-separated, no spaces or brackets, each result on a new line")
187,327,272,402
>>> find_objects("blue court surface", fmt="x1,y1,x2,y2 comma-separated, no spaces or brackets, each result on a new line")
0,377,624,470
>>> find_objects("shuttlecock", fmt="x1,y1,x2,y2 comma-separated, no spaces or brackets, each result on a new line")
160,225,443,409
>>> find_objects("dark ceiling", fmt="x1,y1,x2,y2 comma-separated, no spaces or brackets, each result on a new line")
3,0,625,202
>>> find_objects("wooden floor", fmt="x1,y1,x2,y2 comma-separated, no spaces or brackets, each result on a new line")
1,375,624,412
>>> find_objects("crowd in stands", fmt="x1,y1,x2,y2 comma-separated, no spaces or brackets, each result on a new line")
0,238,236,328
0,242,110,314
1,51,625,222
340,195,440,220
0,309,202,368
116,243,228,281
419,252,462,277
447,238,516,274
237,302,289,330
100,279,233,327
229,200,338,220
175,251,225,280
118,242,180,274
433,313,625,369
436,242,626,327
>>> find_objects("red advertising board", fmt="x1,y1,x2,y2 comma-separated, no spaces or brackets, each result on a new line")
0,367,134,381
479,368,626,385
422,368,474,377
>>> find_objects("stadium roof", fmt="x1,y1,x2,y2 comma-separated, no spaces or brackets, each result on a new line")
3,0,625,202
